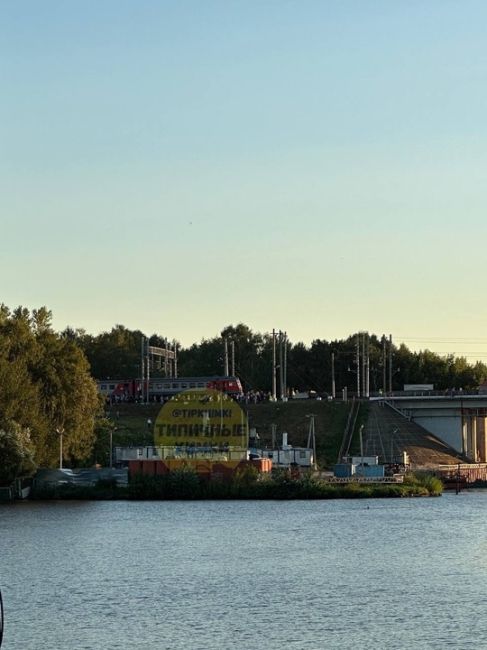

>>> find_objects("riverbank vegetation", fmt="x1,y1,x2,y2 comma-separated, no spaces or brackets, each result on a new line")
30,470,443,501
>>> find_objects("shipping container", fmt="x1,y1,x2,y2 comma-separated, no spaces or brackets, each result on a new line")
355,464,385,478
334,463,354,478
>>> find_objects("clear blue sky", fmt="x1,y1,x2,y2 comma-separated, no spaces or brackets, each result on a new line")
2,1,487,359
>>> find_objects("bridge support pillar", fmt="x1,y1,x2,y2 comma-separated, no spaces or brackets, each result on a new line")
477,417,487,463
471,416,478,462
462,418,468,457
464,412,480,461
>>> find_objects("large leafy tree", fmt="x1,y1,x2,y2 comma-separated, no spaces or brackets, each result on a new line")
220,324,265,389
178,336,224,377
0,305,100,470
74,325,145,379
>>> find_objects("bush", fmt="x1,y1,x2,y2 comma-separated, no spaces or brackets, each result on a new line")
167,468,201,499
403,471,443,496
128,474,167,499
128,468,202,500
30,468,444,501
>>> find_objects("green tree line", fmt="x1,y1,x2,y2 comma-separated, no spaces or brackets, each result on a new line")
71,322,487,394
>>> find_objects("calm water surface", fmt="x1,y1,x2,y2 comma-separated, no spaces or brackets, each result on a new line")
1,493,487,649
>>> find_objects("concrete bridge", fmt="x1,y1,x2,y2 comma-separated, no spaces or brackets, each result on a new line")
382,394,487,462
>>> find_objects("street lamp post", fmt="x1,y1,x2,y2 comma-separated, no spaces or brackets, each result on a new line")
110,428,114,469
56,427,64,469
306,414,317,470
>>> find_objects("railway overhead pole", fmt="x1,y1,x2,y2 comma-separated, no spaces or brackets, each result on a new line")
140,337,177,403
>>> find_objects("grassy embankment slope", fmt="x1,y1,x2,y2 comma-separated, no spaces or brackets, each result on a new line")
106,399,359,468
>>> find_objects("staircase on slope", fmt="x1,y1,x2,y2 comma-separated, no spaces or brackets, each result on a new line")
363,402,466,468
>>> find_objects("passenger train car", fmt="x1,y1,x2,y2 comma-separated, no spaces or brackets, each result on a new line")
97,376,243,402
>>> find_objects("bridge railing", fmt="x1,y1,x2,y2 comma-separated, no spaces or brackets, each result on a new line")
436,463,487,483
370,390,484,398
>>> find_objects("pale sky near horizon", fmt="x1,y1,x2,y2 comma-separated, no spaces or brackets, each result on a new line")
2,1,487,360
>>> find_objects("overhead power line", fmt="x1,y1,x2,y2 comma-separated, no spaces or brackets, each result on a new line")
397,336,487,344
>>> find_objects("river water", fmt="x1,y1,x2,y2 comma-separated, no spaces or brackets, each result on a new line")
1,493,487,649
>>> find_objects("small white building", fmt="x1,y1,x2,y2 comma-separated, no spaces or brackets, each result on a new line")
350,455,379,466
251,433,315,469
114,445,247,464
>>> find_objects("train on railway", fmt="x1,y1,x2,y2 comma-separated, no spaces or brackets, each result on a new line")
97,375,243,402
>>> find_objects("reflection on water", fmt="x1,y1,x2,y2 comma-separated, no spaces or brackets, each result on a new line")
1,494,487,649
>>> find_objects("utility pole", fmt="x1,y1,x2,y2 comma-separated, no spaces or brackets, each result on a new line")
140,336,149,403
140,336,145,397
279,331,284,400
361,332,366,398
382,335,387,395
365,333,370,399
223,338,229,376
283,331,288,401
146,340,150,403
388,334,393,394
272,329,277,401
166,339,172,378
231,340,235,376
331,351,336,399
173,341,178,378
356,334,361,398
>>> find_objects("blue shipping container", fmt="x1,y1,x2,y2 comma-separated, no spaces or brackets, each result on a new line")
333,463,354,478
355,464,385,478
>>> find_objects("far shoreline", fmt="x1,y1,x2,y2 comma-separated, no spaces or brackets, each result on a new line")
24,470,443,501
